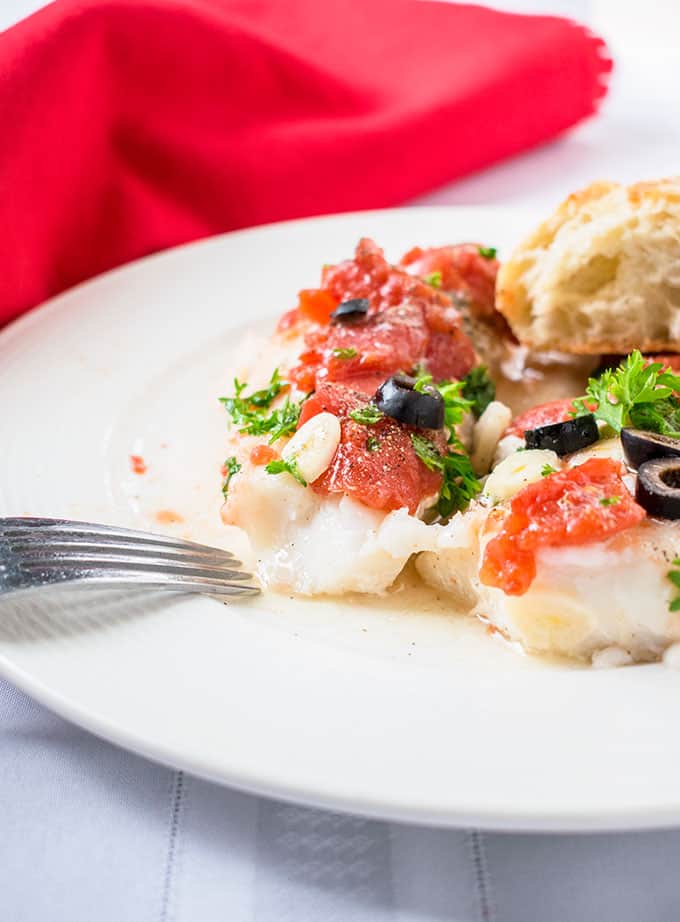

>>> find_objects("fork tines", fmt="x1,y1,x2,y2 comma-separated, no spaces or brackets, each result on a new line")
0,517,259,598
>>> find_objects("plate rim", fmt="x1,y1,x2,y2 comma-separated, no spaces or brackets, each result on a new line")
2,203,677,833
4,652,680,833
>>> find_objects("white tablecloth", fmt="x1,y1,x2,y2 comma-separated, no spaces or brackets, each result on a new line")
5,677,680,922
3,2,680,920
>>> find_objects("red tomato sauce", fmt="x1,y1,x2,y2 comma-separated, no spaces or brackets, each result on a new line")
250,444,279,466
479,458,646,596
130,454,147,475
298,383,446,514
287,239,476,392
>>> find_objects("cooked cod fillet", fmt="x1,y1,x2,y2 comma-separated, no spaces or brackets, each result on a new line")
417,440,680,664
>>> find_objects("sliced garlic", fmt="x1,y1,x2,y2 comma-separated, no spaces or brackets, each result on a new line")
470,400,513,475
567,437,624,467
494,434,525,466
592,646,633,669
483,448,561,504
281,412,341,484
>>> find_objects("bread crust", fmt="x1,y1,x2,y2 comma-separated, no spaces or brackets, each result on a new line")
496,178,680,355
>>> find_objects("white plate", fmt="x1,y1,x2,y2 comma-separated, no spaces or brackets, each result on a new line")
1,206,679,832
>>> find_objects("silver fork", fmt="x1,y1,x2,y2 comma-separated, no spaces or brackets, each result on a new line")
0,517,259,598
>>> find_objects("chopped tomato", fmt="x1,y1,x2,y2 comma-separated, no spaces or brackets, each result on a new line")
155,509,184,525
287,362,318,393
288,240,476,390
289,314,475,390
130,454,147,475
276,308,302,334
298,383,445,514
400,243,499,320
297,288,339,324
289,368,389,396
289,304,475,390
250,444,279,466
480,458,646,596
291,305,428,387
322,238,449,312
425,327,477,383
505,398,580,438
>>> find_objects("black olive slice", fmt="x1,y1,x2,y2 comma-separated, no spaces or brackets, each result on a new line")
621,428,680,470
330,298,370,323
375,375,444,429
524,414,599,456
636,457,680,519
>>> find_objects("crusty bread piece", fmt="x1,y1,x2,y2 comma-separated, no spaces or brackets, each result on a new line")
496,178,680,354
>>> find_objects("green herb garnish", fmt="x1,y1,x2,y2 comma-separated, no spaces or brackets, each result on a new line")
411,373,481,515
600,495,620,506
265,457,307,487
541,463,557,477
572,351,680,436
410,433,481,517
349,405,385,425
437,449,481,518
221,456,241,497
332,347,358,360
423,271,442,289
668,558,680,612
366,435,380,452
629,399,680,436
460,365,496,418
437,380,474,429
410,433,445,469
478,246,497,260
220,368,302,444
246,368,286,407
413,373,473,430
413,372,433,393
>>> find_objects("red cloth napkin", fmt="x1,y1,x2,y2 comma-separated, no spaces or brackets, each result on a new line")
0,0,611,324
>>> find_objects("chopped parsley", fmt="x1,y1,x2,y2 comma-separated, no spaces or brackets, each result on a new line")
410,433,444,469
332,347,358,360
349,405,385,425
410,373,481,515
541,463,557,477
437,380,474,429
628,398,680,436
220,369,302,444
437,450,481,518
410,433,481,517
572,351,680,436
461,365,496,418
600,495,620,506
413,372,432,393
241,368,286,407
478,246,497,260
264,457,307,487
423,270,442,288
414,373,473,429
366,435,380,452
221,456,241,497
668,559,680,612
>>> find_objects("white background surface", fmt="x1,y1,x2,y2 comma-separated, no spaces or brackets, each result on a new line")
3,1,680,921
